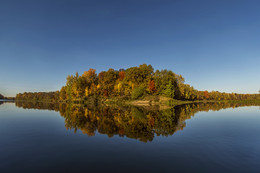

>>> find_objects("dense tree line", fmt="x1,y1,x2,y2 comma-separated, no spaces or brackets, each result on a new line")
59,64,259,101
16,91,59,102
0,94,15,100
16,64,260,101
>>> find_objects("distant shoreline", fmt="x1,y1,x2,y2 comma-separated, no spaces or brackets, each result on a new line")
13,98,260,107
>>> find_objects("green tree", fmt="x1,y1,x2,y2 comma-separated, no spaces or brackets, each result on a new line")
131,86,146,99
154,69,179,98
162,80,175,98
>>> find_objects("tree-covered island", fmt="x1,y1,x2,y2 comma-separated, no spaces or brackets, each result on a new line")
16,64,260,105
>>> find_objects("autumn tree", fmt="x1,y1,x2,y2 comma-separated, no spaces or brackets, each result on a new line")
60,86,67,100
204,91,209,100
119,71,125,81
65,74,75,100
148,80,156,93
83,68,98,96
98,69,118,97
125,64,153,86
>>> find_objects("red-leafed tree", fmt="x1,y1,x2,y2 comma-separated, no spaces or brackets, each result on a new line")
119,71,125,81
204,91,209,100
148,80,156,93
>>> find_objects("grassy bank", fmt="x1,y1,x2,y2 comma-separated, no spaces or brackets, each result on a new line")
103,95,260,107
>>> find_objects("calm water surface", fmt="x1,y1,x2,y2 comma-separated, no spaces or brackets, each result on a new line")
0,101,259,173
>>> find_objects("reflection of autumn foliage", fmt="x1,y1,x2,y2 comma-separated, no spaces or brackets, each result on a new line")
15,101,60,111
15,101,260,143
103,90,108,97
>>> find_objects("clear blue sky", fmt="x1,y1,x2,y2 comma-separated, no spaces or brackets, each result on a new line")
0,0,259,97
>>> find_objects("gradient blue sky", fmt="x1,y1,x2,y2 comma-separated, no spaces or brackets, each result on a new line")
0,0,260,96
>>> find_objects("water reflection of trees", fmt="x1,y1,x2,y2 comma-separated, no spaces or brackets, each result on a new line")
15,101,60,112
15,101,260,142
0,100,15,106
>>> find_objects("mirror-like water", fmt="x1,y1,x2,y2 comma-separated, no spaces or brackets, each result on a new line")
0,101,260,173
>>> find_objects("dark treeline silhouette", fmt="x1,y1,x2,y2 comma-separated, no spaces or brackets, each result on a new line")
0,94,15,100
15,101,260,142
16,91,60,102
16,64,260,102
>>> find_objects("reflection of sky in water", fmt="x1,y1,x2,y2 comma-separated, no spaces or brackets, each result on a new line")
0,102,259,173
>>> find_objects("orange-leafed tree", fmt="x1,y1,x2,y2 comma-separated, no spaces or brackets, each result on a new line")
204,91,209,100
119,71,125,81
83,68,97,85
148,80,156,93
